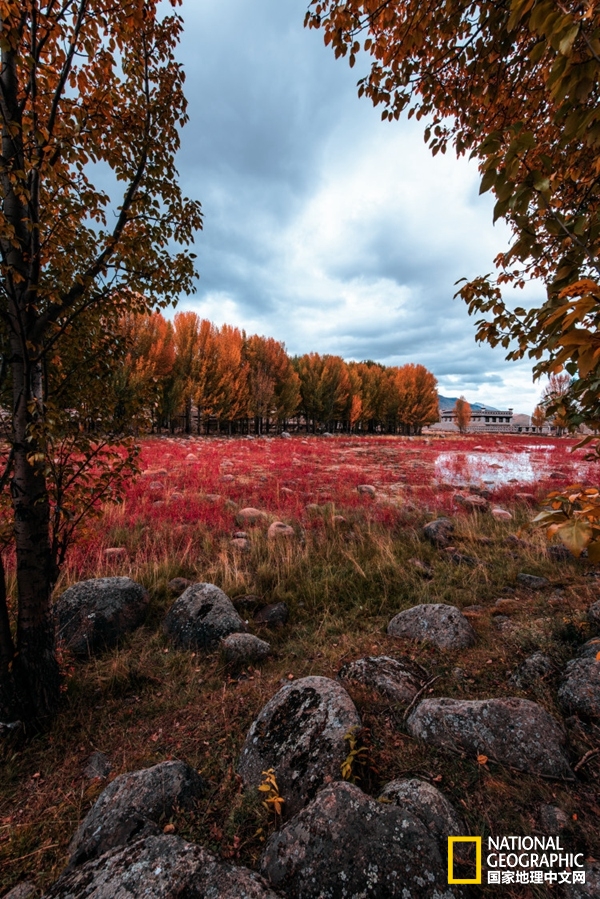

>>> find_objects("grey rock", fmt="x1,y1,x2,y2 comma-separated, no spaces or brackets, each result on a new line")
238,675,361,817
236,507,268,525
578,637,600,659
423,518,454,548
167,577,193,596
407,697,572,778
230,537,251,551
517,573,550,590
221,633,271,667
267,521,294,539
563,861,600,898
357,484,376,497
68,760,207,867
55,577,149,658
379,777,464,846
163,583,246,650
508,652,553,688
45,835,282,899
337,656,424,704
547,544,573,562
260,781,463,899
280,431,291,439
558,657,600,719
454,493,490,512
3,884,36,899
83,751,112,780
387,603,476,650
538,803,569,832
588,601,600,629
253,602,289,628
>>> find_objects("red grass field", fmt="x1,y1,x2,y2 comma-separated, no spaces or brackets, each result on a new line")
62,432,600,581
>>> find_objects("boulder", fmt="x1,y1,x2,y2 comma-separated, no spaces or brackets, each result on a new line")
578,637,600,660
357,484,376,497
253,602,289,628
163,583,246,650
491,507,512,521
221,633,271,668
337,656,424,704
238,676,361,817
538,803,569,832
508,652,553,689
379,777,464,845
46,835,282,899
387,603,476,650
260,781,462,899
454,493,490,512
167,577,193,596
407,697,572,778
422,518,454,548
68,760,206,867
236,508,268,525
83,751,112,780
3,884,35,899
517,573,550,590
558,657,600,719
564,861,600,898
588,601,600,629
55,577,149,658
267,521,294,539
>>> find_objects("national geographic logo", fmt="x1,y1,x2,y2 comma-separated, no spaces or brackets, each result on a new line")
448,836,587,886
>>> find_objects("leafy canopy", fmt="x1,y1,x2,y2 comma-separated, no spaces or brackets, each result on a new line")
306,0,600,429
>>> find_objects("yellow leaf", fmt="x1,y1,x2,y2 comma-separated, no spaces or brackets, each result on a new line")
477,754,488,765
258,784,271,792
556,518,593,557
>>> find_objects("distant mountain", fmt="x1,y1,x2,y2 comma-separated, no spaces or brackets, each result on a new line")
437,395,499,412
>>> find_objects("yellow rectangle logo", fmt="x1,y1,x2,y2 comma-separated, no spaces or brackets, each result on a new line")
448,836,482,884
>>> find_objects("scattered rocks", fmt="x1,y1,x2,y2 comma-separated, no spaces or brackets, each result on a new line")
454,493,490,512
167,576,193,596
163,583,247,650
491,507,512,521
83,751,112,780
221,633,271,668
254,602,289,628
260,781,461,899
422,517,454,548
267,521,294,539
408,558,434,578
406,697,572,778
538,803,569,832
55,577,150,658
103,547,128,561
357,484,376,497
238,676,361,817
379,777,464,845
68,760,207,867
588,600,600,629
230,537,251,551
547,544,574,562
508,652,553,688
337,656,425,704
387,603,476,650
558,657,600,720
236,507,268,525
47,835,281,899
517,573,550,590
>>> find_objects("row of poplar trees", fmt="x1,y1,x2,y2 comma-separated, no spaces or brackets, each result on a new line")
109,311,440,436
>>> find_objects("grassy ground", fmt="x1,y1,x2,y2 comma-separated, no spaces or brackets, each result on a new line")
1,434,599,898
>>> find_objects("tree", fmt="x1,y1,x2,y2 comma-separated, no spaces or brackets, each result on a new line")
306,0,600,431
0,1,202,727
454,397,472,434
541,372,572,435
393,364,439,434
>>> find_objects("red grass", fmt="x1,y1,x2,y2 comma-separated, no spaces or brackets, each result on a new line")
57,433,600,581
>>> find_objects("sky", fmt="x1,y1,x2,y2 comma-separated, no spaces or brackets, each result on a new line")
171,0,546,414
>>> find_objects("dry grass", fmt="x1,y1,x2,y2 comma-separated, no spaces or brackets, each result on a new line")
1,434,599,897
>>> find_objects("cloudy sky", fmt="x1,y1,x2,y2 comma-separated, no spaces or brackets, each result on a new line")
172,0,545,413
